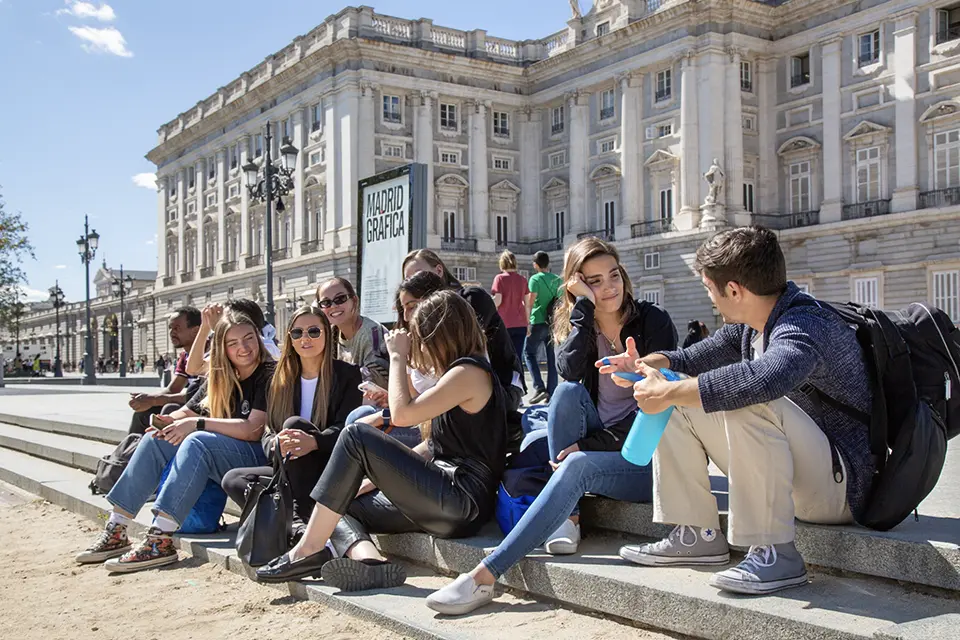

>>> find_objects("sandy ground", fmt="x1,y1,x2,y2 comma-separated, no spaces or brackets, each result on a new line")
0,490,404,640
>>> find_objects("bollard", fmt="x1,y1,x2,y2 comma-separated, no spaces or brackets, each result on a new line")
162,368,172,387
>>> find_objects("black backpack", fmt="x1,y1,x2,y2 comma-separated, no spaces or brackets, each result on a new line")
802,301,956,531
89,434,142,495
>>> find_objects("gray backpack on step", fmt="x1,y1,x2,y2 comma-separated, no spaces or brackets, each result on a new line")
89,434,142,495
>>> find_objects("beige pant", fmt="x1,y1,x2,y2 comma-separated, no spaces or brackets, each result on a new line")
652,398,853,547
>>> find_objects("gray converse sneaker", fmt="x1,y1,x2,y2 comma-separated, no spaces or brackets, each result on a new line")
619,525,730,567
709,542,808,595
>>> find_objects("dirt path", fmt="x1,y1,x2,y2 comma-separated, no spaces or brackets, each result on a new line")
0,488,404,640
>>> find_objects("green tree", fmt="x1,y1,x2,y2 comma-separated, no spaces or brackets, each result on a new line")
0,187,35,339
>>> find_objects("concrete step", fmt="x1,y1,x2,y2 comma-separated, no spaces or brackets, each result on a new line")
0,421,113,473
0,446,671,640
0,410,127,444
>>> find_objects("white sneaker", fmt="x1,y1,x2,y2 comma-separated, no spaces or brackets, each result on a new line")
544,518,580,555
425,573,495,616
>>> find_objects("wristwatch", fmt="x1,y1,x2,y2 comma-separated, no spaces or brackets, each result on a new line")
196,417,206,431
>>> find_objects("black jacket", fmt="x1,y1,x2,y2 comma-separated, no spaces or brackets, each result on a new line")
458,286,522,392
557,297,678,452
261,359,364,461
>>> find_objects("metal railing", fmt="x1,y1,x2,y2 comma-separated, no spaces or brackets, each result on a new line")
221,261,237,274
740,78,752,92
752,211,820,230
655,89,671,102
858,53,879,66
300,239,321,254
631,218,675,238
179,271,194,283
162,276,175,287
199,267,214,279
937,25,960,45
245,254,263,268
497,238,564,254
551,123,564,135
790,72,810,87
271,248,291,262
600,107,615,120
440,238,478,252
577,229,616,241
841,199,891,221
919,186,960,209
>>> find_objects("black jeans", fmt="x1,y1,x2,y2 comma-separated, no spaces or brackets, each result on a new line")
221,416,341,523
311,423,486,556
128,403,180,435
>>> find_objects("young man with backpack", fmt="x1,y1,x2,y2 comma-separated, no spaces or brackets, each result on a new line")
606,226,875,595
525,251,561,404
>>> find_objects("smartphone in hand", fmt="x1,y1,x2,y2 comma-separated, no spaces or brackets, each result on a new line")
358,381,387,396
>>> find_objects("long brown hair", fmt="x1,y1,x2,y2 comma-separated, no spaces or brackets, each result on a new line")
394,271,446,330
266,306,334,433
409,290,486,377
202,310,269,419
402,249,460,288
552,237,636,344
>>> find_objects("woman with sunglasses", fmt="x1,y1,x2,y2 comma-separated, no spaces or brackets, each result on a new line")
315,277,389,389
221,306,363,537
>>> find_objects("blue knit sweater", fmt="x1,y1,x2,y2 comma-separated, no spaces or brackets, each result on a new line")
659,282,875,520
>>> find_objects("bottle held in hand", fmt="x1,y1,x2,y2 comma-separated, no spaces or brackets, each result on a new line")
617,369,683,467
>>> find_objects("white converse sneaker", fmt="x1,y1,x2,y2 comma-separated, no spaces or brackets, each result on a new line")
425,573,495,616
544,518,580,555
619,525,730,567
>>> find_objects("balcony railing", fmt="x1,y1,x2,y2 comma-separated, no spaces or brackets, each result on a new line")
858,53,879,66
631,218,675,238
440,237,478,252
790,72,810,87
654,89,671,102
841,199,891,221
162,276,175,287
179,271,194,284
919,186,960,209
551,123,564,135
245,255,264,268
937,25,960,45
498,239,564,254
752,211,820,230
577,229,617,241
271,248,291,262
200,267,214,279
600,107,615,120
740,78,753,92
221,261,237,274
301,239,321,254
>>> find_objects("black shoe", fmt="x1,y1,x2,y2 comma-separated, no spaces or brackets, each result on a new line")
255,548,333,583
320,557,407,592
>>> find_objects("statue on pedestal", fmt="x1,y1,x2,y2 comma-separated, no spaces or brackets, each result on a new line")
700,158,728,231
703,158,724,205
569,0,583,20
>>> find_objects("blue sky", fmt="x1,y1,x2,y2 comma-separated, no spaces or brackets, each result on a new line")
0,0,584,303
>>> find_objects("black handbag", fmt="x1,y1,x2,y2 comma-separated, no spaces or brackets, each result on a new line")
235,454,294,567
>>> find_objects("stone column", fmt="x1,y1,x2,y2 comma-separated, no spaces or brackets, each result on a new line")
892,12,919,213
414,91,437,235
469,100,491,244
725,48,747,225
196,159,207,270
678,51,701,230
156,176,168,280
568,91,590,233
336,85,361,248
619,72,643,235
176,169,186,275
239,136,252,258
358,81,376,182
324,95,338,248
216,149,227,270
821,38,843,223
292,108,306,257
757,57,778,215
519,107,542,240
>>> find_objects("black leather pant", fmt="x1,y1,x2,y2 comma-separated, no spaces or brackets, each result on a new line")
128,403,181,435
221,417,340,523
310,423,487,557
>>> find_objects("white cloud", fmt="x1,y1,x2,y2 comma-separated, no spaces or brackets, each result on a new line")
145,237,156,246
54,265,67,269
68,26,132,57
22,288,52,303
132,172,156,190
58,2,116,22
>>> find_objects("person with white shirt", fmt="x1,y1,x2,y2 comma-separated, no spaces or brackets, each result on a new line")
221,305,363,541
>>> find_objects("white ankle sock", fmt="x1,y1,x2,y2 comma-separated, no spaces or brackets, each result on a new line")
108,512,131,528
152,514,179,533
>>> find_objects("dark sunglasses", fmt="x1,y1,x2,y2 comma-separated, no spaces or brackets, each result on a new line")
317,293,353,309
289,326,324,340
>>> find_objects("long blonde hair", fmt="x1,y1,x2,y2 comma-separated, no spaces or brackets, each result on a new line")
552,237,636,344
202,310,269,419
267,306,333,432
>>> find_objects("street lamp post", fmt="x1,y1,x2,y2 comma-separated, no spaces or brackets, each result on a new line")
243,122,298,327
111,265,133,378
49,281,65,377
76,215,100,385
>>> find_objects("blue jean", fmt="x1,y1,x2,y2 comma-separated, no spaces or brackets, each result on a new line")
507,327,528,393
524,323,557,395
483,382,651,578
345,405,422,449
106,431,267,526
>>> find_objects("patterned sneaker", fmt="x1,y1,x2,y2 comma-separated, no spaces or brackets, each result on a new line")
709,542,808,595
619,524,730,567
103,527,178,574
75,521,131,564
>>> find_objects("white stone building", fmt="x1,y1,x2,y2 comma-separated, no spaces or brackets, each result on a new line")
144,0,960,337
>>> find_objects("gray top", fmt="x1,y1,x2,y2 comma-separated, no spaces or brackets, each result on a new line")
337,316,389,388
596,336,639,428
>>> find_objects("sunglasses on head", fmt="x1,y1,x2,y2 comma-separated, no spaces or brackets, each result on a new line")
317,293,353,309
289,326,324,340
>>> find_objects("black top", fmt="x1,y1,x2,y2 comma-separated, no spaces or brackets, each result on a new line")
457,286,522,392
186,360,275,419
429,356,507,517
557,297,678,452
261,359,364,461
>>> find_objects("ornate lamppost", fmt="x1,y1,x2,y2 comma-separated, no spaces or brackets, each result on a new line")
76,215,99,385
111,265,133,377
49,282,65,377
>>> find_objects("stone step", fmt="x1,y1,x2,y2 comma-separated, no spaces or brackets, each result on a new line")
0,410,127,444
0,446,670,640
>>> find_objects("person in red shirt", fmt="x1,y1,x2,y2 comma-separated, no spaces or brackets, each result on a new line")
491,251,529,393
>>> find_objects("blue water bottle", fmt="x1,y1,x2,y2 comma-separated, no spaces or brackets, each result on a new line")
610,368,682,466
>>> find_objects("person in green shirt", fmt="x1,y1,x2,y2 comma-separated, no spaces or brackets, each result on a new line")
524,251,561,404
